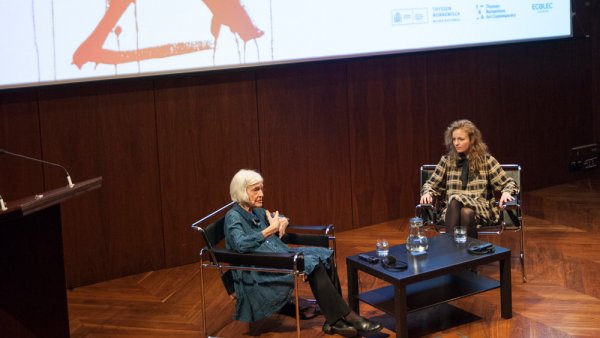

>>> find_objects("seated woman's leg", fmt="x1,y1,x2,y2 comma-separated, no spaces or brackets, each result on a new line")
445,198,462,235
460,207,477,238
308,263,349,325
325,262,342,295
308,263,382,336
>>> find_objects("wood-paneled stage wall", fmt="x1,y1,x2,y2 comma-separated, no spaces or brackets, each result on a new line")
1,2,599,288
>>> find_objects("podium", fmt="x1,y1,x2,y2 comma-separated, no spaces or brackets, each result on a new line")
0,177,102,338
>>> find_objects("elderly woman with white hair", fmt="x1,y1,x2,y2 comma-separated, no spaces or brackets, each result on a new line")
224,169,382,337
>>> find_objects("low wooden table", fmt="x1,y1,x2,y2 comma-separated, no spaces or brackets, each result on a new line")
346,235,512,338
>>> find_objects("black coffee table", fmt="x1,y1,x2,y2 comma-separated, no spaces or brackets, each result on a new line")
346,234,512,338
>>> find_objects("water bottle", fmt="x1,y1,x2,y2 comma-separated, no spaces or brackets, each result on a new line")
406,217,428,255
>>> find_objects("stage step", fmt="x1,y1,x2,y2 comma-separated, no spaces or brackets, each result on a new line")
524,173,600,232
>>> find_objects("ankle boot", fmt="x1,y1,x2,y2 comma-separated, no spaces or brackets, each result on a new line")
346,315,382,335
322,319,358,337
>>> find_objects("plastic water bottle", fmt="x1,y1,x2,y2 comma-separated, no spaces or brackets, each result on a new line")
406,217,428,255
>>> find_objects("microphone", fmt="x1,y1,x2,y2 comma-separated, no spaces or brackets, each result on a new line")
0,148,75,189
0,194,7,211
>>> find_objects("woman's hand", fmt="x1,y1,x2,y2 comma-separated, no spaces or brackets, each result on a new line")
420,193,433,204
263,210,281,238
499,192,514,208
277,216,289,238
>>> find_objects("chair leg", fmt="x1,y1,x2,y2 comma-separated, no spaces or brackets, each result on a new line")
519,226,527,282
294,273,301,338
200,259,208,338
331,238,338,270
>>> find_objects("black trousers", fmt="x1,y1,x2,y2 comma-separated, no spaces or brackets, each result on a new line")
307,262,351,325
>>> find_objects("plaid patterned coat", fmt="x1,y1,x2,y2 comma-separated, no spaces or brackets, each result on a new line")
421,154,519,224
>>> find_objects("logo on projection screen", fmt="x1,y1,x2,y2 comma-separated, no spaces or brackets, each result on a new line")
532,2,554,13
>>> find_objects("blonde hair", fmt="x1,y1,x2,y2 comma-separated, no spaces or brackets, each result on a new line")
444,119,488,172
229,169,263,204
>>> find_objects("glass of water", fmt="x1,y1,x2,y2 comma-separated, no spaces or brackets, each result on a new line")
376,239,389,257
454,225,467,243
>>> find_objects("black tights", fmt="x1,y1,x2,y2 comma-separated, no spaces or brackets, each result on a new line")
445,199,478,238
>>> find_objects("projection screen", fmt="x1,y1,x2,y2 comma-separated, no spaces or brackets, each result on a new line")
0,0,572,90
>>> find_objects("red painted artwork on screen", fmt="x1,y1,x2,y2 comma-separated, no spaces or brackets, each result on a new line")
72,0,265,69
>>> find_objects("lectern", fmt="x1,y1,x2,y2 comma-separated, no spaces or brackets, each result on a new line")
0,177,102,338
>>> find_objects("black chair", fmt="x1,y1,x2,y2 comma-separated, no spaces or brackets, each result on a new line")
415,164,527,282
192,212,336,338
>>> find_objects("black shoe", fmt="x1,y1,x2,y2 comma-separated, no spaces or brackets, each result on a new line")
322,319,358,337
278,300,320,319
347,316,382,336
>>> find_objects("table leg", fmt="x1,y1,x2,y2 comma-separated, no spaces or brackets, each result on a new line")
500,253,512,319
347,263,359,313
394,285,408,338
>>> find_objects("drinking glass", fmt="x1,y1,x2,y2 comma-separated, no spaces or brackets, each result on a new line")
376,239,389,257
454,225,467,243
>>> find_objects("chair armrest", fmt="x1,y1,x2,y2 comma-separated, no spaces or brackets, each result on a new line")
281,232,330,248
211,248,305,271
494,198,520,210
415,203,435,222
282,224,334,248
287,224,334,235
415,203,446,232
486,198,521,231
415,203,434,214
502,198,520,210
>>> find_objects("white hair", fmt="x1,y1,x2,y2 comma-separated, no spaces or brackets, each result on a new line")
229,169,263,204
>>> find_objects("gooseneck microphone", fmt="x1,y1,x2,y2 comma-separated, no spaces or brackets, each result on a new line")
0,194,7,211
0,148,75,189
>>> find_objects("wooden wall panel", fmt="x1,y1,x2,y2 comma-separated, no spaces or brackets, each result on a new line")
347,55,429,227
425,40,593,191
37,80,164,288
256,63,353,231
590,2,600,143
425,47,503,159
155,72,260,267
0,90,44,200
495,40,593,189
570,0,598,142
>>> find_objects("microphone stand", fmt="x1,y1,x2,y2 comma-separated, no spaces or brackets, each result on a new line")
0,149,75,188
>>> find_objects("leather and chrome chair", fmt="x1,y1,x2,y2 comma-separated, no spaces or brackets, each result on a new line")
192,206,336,338
415,164,527,282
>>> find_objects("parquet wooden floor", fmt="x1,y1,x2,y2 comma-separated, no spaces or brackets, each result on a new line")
67,176,600,337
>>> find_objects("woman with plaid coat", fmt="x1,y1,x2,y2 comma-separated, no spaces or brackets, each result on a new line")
420,120,519,238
